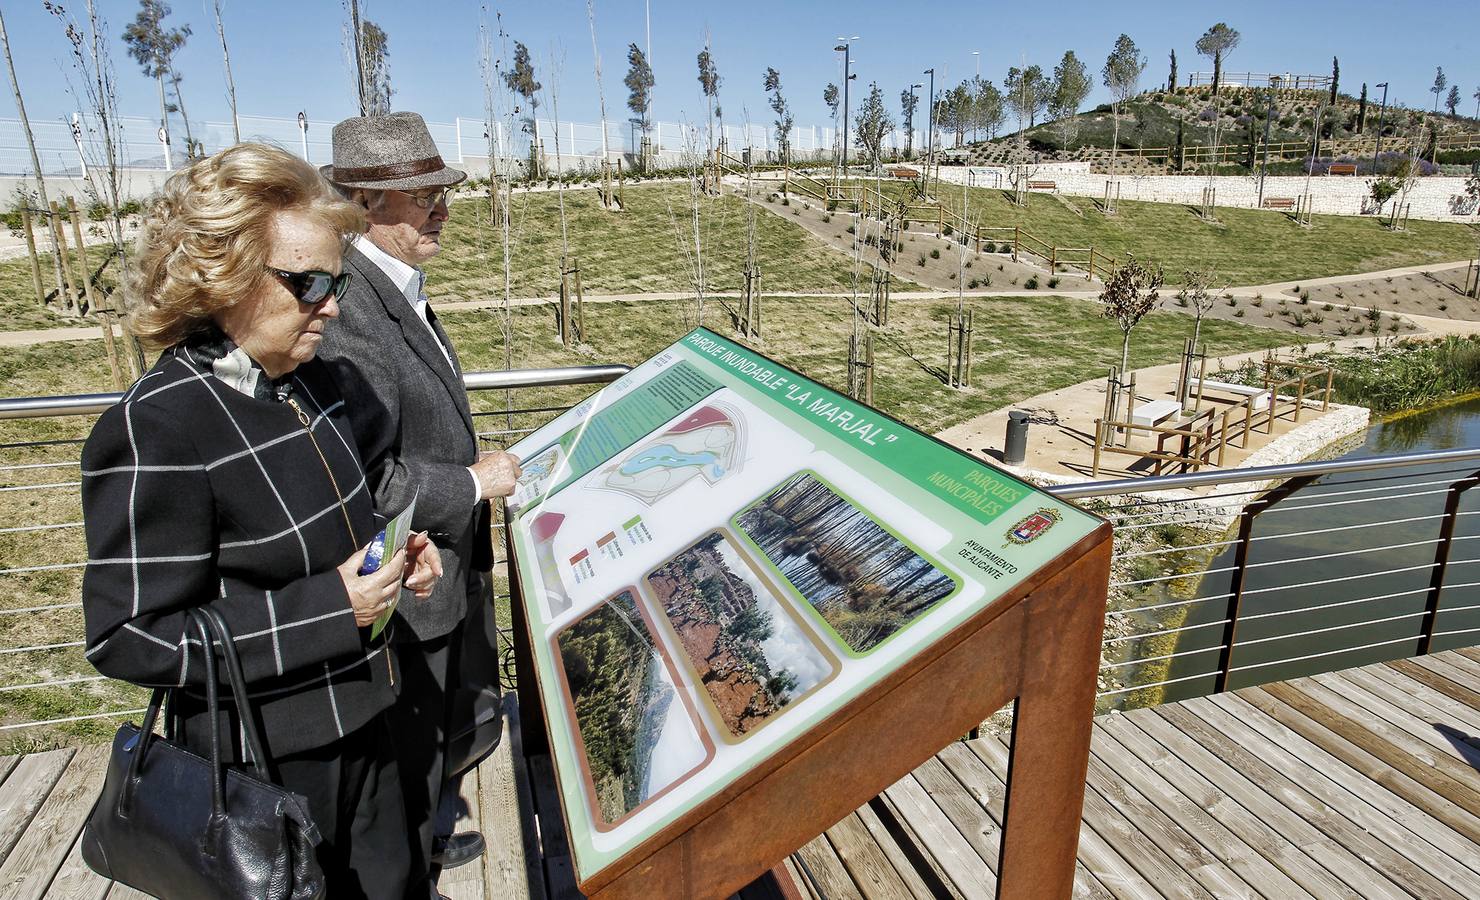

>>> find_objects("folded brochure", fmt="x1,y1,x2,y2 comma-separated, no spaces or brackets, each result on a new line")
360,492,418,639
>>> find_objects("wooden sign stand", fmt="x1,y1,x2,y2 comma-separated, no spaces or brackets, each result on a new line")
507,512,1110,900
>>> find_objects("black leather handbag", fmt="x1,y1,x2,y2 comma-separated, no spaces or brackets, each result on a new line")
81,606,326,900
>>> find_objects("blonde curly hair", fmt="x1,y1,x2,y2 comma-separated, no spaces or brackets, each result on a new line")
125,143,365,350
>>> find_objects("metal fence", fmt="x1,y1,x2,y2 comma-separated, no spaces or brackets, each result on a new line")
2,112,932,177
3,375,1476,740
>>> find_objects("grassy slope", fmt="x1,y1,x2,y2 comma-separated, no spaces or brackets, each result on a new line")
0,183,859,333
894,183,1478,285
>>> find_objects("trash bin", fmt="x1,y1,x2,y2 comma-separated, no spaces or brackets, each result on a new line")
1004,410,1030,466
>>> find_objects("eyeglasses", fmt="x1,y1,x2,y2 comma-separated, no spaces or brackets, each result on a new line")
395,187,451,210
264,266,352,305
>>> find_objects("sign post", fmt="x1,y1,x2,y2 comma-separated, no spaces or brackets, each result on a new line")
504,328,1110,899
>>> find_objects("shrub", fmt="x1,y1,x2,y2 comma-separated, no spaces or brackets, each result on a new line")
822,213,832,223
1226,297,1238,307
846,224,855,234
781,197,790,206
917,254,927,267
942,223,953,236
1048,277,1060,288
930,248,941,259
1299,291,1310,304
1024,276,1039,289
1234,309,1245,317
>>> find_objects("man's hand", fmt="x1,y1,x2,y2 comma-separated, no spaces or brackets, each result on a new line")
403,531,443,599
471,450,521,500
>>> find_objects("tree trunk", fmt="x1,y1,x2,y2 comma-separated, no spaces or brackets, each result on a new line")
0,10,67,308
1120,331,1131,378
214,0,240,143
1212,54,1222,97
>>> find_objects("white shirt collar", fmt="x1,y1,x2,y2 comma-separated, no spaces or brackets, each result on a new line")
354,234,424,306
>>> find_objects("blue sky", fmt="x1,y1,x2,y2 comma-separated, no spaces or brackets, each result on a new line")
4,1,1477,131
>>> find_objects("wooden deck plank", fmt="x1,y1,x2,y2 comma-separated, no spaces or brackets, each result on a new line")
1251,682,1480,844
1159,701,1465,900
0,744,109,900
780,857,818,900
791,832,865,900
1183,694,1480,892
1297,674,1480,780
1210,691,1480,883
853,799,944,900
869,788,964,899
104,884,152,899
1390,656,1480,712
879,771,992,895
821,810,920,900
0,749,74,866
1097,712,1349,900
966,732,1155,900
478,696,546,900
438,766,485,891
1090,715,1313,899
1358,663,1480,734
1130,708,1384,898
39,830,110,900
1432,647,1480,682
0,757,20,787
910,754,1002,877
1081,744,1256,899
1452,646,1480,667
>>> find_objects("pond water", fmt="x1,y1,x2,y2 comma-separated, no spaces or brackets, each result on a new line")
1156,394,1480,703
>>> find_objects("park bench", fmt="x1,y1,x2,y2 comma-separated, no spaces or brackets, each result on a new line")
1261,197,1296,210
1027,180,1058,192
1183,377,1271,410
1327,163,1358,176
888,167,920,179
1131,399,1182,427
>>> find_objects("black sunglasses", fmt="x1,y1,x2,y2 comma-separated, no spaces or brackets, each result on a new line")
264,266,352,305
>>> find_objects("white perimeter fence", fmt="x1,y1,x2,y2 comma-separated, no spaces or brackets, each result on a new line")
1,112,935,179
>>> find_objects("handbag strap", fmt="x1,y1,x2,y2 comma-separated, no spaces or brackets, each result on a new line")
122,611,224,821
193,605,274,782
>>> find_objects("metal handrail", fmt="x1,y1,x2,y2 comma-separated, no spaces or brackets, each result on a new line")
0,364,633,419
1048,446,1480,499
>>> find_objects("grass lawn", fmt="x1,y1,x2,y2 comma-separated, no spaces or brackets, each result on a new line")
884,181,1479,285
0,182,861,333
0,294,1291,750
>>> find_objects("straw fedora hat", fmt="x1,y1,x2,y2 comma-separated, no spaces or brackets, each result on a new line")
321,111,467,191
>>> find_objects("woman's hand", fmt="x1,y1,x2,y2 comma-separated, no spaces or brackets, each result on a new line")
338,545,408,628
403,531,443,599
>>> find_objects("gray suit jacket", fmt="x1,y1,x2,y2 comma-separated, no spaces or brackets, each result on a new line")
317,246,487,643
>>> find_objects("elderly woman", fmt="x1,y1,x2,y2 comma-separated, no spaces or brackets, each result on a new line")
80,143,439,898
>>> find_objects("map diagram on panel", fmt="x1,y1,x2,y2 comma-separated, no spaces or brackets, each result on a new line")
597,403,745,507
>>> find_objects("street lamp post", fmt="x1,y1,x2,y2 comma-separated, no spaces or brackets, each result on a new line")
908,82,923,159
924,67,936,176
1371,82,1389,175
297,111,309,162
834,38,858,175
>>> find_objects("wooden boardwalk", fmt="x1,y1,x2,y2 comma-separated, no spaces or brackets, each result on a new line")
2,648,1478,898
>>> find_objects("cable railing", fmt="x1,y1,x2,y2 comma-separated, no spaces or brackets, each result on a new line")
1051,448,1480,710
2,374,1478,741
0,365,628,743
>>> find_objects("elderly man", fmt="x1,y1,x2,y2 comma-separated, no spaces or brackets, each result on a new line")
317,112,520,899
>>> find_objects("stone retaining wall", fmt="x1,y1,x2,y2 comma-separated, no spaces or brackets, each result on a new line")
940,166,1480,222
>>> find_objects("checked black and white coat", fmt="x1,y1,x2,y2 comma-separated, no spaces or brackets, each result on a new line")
81,340,397,761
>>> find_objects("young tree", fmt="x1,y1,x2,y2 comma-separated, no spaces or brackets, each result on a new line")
696,43,721,147
1357,82,1368,133
823,82,840,162
974,78,1004,139
763,67,793,162
1446,84,1461,117
503,39,540,174
942,82,972,145
123,0,191,160
1329,56,1339,105
1194,22,1240,97
899,87,918,157
1099,255,1165,375
624,42,654,145
1168,48,1177,92
1177,266,1221,351
1049,50,1090,151
359,20,392,115
856,81,893,168
211,0,238,142
1,7,67,306
1102,34,1146,192
1004,65,1048,132
1430,67,1447,115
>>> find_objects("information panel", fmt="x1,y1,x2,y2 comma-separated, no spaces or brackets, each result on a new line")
504,328,1100,885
